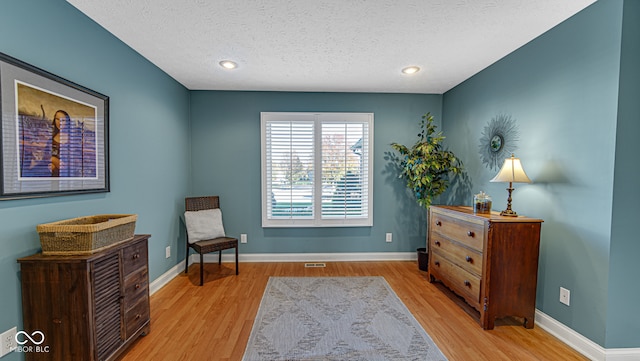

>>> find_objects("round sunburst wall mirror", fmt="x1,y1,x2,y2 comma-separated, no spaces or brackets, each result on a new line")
478,114,520,170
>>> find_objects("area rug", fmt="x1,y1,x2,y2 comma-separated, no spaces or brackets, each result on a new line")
242,277,447,361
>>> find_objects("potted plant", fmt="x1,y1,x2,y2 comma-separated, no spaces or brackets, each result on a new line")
391,113,462,270
390,112,463,208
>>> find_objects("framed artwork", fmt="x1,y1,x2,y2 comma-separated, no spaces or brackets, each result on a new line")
0,52,109,200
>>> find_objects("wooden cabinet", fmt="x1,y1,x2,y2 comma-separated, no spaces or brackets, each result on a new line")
427,206,542,330
18,234,151,361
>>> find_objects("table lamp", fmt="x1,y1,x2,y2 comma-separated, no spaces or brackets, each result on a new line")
490,154,531,216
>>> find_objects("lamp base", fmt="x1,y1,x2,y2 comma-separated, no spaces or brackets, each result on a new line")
499,182,519,217
499,209,519,217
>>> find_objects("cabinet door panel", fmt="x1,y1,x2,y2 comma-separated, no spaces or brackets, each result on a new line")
93,253,123,360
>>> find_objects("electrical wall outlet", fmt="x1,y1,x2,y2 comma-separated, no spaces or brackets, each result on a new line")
240,234,247,244
0,327,17,357
165,246,171,259
560,287,571,306
385,233,392,243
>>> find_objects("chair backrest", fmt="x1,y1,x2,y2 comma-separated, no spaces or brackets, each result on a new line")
185,196,220,212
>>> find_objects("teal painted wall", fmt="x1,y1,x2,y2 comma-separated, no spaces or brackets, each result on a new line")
2,0,638,355
189,91,441,254
442,0,631,348
0,1,190,357
607,0,640,348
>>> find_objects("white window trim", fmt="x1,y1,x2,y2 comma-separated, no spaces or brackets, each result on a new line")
261,112,374,228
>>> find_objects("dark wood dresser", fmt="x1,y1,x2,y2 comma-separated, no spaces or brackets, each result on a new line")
18,234,151,361
427,206,542,329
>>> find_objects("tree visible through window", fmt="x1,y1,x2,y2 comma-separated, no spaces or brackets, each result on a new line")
261,112,373,227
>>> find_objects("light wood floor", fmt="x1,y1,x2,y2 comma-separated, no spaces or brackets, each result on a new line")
119,261,588,361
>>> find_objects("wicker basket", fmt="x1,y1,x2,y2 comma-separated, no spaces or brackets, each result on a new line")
37,214,137,255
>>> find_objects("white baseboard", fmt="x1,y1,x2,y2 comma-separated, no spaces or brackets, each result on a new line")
191,251,417,263
604,348,640,361
239,251,417,262
149,261,185,295
535,310,640,361
150,255,639,361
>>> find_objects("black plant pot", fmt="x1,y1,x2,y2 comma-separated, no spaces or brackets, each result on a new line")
417,247,428,271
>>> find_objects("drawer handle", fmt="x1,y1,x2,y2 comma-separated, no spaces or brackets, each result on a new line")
135,284,141,290
133,253,140,260
434,240,441,246
135,314,142,320
465,256,472,263
53,318,62,324
434,261,440,267
467,231,475,237
464,280,471,287
435,221,442,226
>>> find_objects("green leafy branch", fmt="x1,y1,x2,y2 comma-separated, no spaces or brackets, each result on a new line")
390,113,463,208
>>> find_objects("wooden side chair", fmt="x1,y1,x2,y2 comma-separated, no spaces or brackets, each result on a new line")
184,196,238,285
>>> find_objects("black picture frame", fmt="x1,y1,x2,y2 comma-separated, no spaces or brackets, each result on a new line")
0,52,109,200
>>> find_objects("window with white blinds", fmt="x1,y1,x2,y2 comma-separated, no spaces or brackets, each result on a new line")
261,112,373,227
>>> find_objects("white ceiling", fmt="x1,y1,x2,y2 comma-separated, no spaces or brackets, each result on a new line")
66,0,595,94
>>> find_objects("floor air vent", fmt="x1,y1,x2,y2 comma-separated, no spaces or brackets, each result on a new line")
304,263,326,268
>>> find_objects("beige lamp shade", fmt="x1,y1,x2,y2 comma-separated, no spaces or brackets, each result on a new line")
490,154,531,183
490,154,531,216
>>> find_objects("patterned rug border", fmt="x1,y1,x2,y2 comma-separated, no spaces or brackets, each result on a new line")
242,276,447,361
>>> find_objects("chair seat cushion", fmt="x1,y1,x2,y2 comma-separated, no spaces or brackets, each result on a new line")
192,237,238,253
184,209,226,243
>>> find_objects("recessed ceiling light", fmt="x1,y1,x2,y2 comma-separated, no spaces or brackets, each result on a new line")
401,66,420,75
219,60,238,70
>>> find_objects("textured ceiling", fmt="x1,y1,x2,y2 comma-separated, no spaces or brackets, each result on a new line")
66,0,595,94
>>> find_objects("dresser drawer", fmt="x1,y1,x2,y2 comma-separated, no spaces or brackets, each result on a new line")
123,240,148,275
430,212,484,251
125,298,150,339
430,252,481,305
124,267,149,310
430,235,483,276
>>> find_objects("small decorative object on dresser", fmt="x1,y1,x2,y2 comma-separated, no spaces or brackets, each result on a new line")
473,191,492,214
18,234,151,361
427,206,542,330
